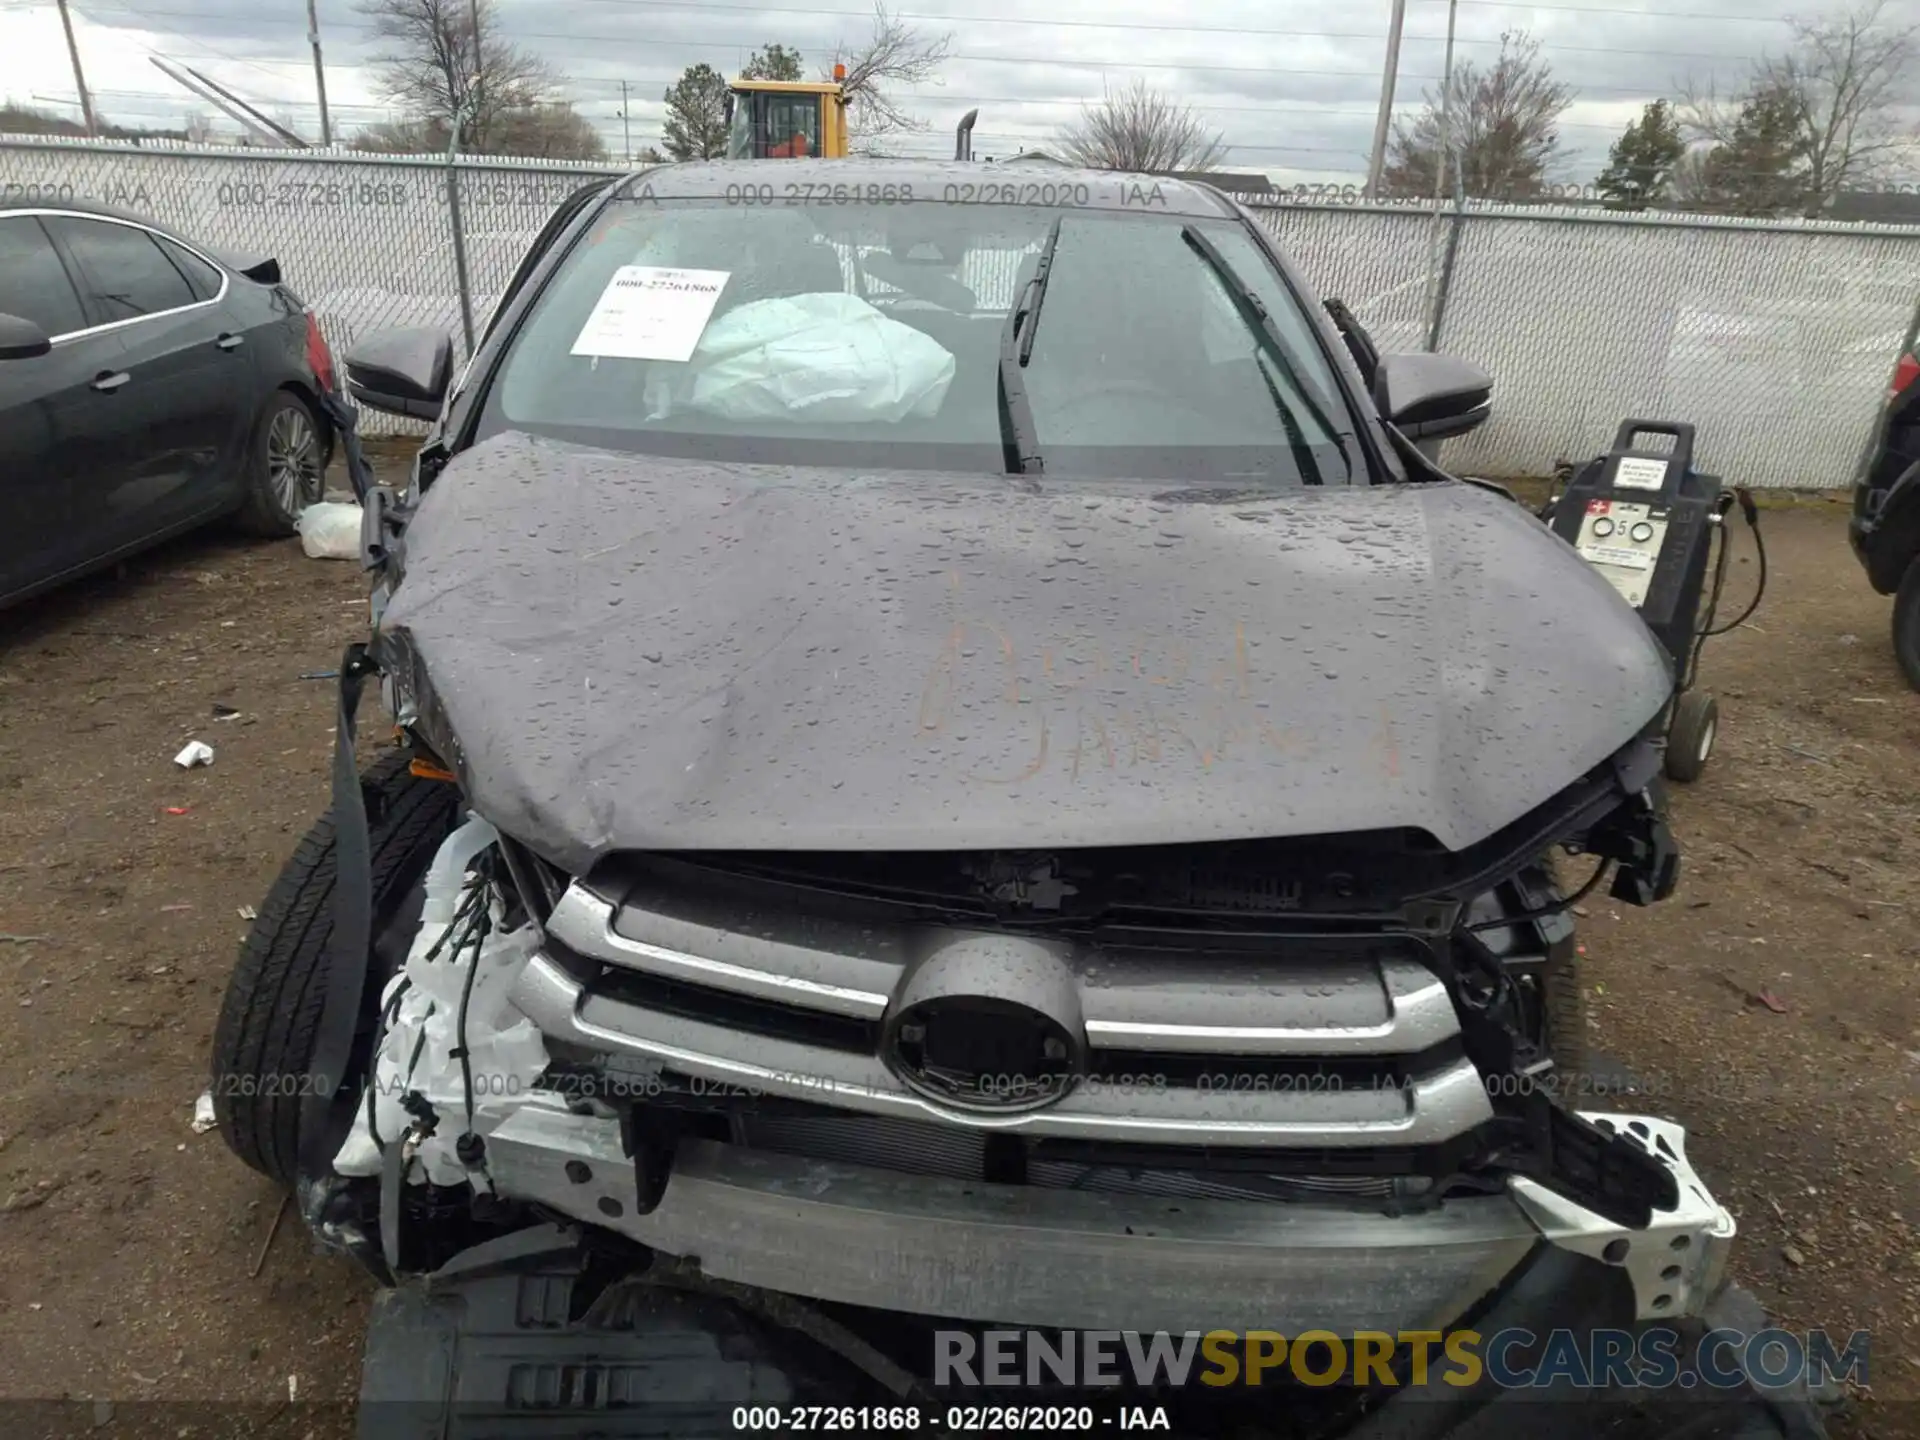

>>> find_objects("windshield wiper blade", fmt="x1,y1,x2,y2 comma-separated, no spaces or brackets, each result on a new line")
1017,216,1063,365
997,216,1063,476
1179,225,1356,482
1252,350,1323,487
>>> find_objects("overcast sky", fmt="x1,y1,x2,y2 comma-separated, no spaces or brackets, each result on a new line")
0,0,1914,183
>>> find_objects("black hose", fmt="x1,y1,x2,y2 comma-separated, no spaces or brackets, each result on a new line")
1672,489,1767,704
1681,513,1735,692
1704,491,1766,635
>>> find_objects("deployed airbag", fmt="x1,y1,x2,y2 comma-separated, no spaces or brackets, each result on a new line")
647,292,956,424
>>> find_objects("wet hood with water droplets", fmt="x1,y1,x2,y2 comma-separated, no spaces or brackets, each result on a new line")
375,432,1672,876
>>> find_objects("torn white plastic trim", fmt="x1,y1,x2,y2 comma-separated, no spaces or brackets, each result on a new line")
1510,1112,1736,1322
333,815,550,1186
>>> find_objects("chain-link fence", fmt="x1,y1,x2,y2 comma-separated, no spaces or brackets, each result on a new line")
5,135,1918,487
0,135,622,441
1254,198,1920,487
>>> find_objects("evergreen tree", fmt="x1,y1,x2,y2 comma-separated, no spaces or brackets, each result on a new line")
1595,100,1685,209
1694,82,1810,216
662,63,730,161
743,44,803,81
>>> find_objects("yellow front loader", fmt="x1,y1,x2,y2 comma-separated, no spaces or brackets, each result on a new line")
725,65,851,159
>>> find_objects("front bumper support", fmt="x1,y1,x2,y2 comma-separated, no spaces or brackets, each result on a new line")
483,1095,1735,1335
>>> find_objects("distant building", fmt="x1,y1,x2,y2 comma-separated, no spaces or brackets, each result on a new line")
1825,190,1920,226
987,152,1276,199
1164,170,1275,198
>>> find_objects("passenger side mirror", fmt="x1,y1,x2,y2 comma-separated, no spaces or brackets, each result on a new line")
0,313,52,361
1375,352,1493,442
343,326,454,421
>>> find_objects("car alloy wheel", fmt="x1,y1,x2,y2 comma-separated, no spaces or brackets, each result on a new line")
267,404,323,516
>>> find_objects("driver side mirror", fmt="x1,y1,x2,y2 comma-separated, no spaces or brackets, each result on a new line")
343,326,454,421
1375,352,1493,442
0,313,52,361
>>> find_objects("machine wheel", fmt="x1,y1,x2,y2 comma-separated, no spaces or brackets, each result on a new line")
1893,557,1920,692
1664,690,1718,783
208,749,461,1187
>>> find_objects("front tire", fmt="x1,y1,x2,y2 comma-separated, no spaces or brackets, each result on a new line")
209,750,461,1187
1542,942,1590,1083
1893,557,1920,692
234,390,326,537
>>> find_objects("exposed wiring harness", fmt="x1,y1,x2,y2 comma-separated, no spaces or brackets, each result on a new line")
362,872,495,1161
1461,854,1612,933
451,885,494,1140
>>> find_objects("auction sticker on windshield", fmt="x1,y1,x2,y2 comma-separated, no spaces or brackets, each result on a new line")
571,265,730,362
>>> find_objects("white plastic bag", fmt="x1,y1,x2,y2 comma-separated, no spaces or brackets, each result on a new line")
660,292,956,425
296,501,363,560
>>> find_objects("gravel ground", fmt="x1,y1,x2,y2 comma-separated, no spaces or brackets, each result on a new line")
0,467,1914,1438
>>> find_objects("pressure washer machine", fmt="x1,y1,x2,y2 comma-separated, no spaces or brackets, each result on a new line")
1542,420,1765,784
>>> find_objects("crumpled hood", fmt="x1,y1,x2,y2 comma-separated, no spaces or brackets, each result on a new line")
376,432,1671,875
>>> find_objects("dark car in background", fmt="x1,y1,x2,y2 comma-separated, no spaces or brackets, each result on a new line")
1848,296,1920,687
0,200,337,609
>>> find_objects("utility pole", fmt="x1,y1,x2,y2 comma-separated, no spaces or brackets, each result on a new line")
1432,0,1459,204
54,0,98,137
306,0,332,147
467,0,485,145
618,79,631,164
1421,0,1461,351
1363,0,1407,198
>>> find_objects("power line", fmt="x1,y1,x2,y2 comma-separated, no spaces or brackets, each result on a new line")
68,0,313,93
1453,0,1780,18
39,80,1693,136
60,0,1781,65
37,79,1744,148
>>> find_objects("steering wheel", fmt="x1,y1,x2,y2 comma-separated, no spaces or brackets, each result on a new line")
863,250,978,312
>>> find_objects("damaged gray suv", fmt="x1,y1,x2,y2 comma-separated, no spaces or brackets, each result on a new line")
208,162,1797,1436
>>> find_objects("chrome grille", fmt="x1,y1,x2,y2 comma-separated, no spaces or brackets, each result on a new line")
510,878,1496,1151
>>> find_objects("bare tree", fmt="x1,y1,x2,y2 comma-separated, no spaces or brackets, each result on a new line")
1667,146,1714,207
352,117,445,154
489,102,607,160
1674,77,1813,215
1053,78,1229,173
1381,31,1573,200
1680,0,1919,214
355,0,559,152
352,105,603,160
824,2,952,147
